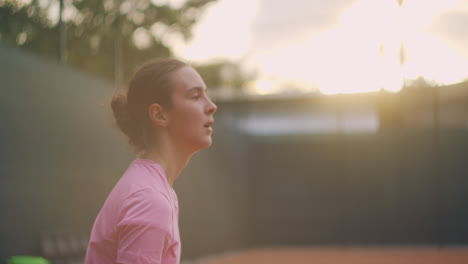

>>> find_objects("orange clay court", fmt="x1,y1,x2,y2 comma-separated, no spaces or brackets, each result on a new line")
192,247,468,264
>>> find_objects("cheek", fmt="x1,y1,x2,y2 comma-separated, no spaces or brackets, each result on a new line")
180,106,198,124
170,105,199,130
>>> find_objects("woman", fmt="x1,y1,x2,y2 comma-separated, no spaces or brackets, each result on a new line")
85,58,217,264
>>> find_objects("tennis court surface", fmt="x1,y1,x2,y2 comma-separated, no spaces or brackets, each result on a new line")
190,247,468,264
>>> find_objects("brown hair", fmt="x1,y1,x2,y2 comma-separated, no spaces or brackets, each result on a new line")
111,58,187,154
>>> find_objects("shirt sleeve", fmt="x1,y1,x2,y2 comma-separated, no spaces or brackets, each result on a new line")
116,189,173,264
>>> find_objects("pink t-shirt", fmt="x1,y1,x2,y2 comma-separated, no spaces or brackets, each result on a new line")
85,158,180,264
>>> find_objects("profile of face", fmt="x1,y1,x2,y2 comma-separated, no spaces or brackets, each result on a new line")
156,66,217,153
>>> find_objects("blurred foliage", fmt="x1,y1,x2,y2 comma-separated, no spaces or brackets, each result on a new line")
0,0,59,57
0,0,249,87
194,60,254,90
403,76,437,91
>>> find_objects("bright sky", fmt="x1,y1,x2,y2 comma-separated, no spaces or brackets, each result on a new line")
173,0,468,94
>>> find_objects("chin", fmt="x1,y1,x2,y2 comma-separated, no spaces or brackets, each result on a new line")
202,136,213,148
201,137,213,149
191,137,212,153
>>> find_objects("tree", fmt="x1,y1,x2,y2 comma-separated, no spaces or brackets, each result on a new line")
0,0,217,84
193,60,253,90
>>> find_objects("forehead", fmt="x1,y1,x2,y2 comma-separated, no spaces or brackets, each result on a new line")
170,66,206,93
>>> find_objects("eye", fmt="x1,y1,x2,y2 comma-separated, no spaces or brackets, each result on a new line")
191,93,200,100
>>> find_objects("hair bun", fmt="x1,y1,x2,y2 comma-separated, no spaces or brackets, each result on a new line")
111,93,139,148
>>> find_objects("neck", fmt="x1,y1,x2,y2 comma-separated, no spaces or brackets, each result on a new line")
142,136,193,187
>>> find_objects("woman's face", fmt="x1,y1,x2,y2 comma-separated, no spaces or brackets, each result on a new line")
165,66,217,152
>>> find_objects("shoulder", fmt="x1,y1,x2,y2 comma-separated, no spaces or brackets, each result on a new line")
115,188,173,237
122,159,168,192
120,188,172,223
114,160,173,227
108,161,166,201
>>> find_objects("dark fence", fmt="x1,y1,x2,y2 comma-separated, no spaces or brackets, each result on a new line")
247,129,468,246
0,44,132,262
218,89,468,247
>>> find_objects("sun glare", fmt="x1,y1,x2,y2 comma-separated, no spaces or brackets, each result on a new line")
178,0,468,95
248,79,278,95
176,0,259,63
253,0,468,95
399,0,468,84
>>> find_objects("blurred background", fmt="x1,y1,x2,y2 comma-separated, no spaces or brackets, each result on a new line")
1,0,468,263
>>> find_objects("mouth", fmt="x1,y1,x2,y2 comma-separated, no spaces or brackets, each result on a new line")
204,121,214,128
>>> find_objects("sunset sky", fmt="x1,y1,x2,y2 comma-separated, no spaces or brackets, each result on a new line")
173,0,468,94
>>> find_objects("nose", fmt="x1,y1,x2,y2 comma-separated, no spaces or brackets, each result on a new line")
206,97,217,115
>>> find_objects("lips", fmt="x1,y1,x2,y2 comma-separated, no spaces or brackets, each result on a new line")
204,121,213,128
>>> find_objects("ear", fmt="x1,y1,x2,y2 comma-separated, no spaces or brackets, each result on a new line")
148,103,168,127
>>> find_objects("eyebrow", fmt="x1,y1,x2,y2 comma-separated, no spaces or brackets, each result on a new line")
187,86,206,93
